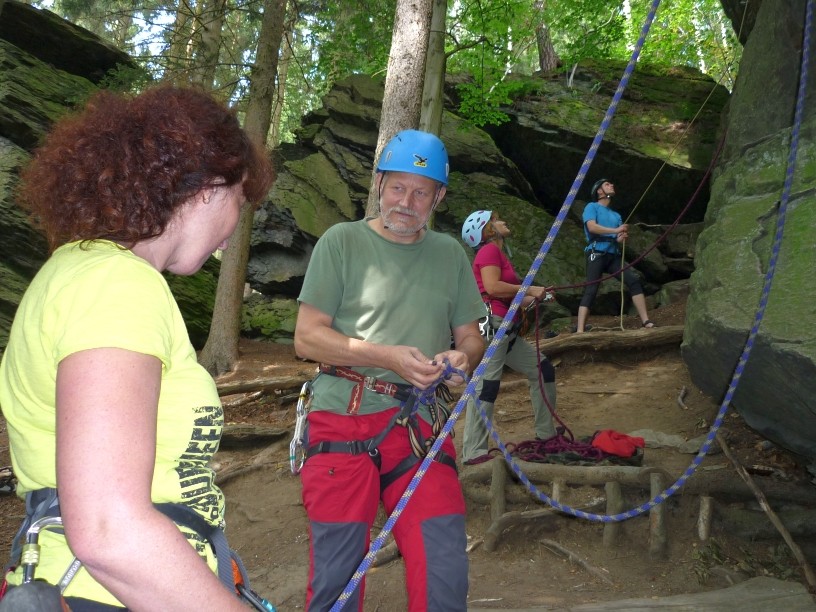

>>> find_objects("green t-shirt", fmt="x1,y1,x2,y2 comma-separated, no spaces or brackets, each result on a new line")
0,240,223,605
298,219,485,415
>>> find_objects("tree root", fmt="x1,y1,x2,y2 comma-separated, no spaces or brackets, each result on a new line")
539,538,614,585
716,432,816,593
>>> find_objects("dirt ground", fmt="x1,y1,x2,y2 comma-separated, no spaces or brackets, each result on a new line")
0,301,813,610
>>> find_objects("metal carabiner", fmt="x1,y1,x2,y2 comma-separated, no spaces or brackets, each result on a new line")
21,516,64,584
289,381,312,475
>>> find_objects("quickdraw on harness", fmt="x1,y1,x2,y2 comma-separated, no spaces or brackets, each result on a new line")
290,381,312,474
477,302,494,342
587,234,619,262
298,363,458,489
3,488,276,611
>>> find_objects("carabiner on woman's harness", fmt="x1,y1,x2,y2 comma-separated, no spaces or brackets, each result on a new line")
290,381,312,474
20,516,66,585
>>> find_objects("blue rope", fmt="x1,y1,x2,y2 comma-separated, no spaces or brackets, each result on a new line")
329,6,664,610
329,0,812,607
474,0,813,522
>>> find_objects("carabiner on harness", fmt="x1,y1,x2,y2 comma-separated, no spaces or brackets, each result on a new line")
20,516,65,585
290,381,312,474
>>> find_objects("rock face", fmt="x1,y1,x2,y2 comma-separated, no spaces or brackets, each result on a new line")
682,0,816,469
254,66,722,320
480,60,728,225
0,0,218,349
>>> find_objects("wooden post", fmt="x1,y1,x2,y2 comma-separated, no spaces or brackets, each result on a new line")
603,481,623,548
649,472,668,559
698,495,713,541
489,457,506,522
551,477,566,503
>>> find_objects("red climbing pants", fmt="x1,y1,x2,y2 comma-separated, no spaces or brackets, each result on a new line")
300,407,468,612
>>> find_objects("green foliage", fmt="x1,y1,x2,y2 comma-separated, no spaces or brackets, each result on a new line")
456,78,527,127
34,0,743,143
97,62,154,93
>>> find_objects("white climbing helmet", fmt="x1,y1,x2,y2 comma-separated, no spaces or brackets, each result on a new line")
461,210,493,248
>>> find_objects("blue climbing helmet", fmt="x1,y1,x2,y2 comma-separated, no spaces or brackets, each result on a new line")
376,129,449,185
461,210,493,248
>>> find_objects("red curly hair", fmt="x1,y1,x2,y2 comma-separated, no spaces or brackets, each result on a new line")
18,85,275,251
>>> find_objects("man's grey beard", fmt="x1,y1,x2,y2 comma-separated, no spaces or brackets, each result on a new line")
381,206,430,235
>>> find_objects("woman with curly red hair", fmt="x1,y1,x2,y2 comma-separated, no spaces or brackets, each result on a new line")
0,85,274,611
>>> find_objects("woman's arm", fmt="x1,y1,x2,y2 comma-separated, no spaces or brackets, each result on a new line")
56,348,246,612
480,265,551,302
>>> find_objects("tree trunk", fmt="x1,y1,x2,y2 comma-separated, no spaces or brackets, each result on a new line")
534,1,560,73
270,9,296,147
419,0,447,135
365,0,434,217
198,0,287,376
165,1,194,82
190,0,227,88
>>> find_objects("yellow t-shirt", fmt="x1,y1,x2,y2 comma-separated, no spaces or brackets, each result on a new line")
0,240,223,605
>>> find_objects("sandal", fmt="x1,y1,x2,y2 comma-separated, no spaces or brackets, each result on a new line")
642,320,656,328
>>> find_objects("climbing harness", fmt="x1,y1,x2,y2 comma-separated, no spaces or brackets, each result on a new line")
300,363,459,490
328,362,467,612
318,364,413,414
2,488,276,611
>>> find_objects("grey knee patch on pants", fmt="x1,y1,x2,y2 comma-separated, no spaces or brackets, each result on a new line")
423,514,468,611
479,379,501,403
309,521,367,611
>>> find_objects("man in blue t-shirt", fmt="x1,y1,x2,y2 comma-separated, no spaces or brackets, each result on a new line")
575,178,656,333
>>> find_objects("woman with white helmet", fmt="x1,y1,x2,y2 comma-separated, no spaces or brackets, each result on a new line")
461,210,558,464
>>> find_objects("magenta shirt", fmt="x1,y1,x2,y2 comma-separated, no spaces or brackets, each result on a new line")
473,242,520,318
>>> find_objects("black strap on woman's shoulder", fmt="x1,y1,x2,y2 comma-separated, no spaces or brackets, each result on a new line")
11,489,241,599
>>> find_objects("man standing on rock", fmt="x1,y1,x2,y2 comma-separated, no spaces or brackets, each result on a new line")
293,129,485,611
575,178,656,333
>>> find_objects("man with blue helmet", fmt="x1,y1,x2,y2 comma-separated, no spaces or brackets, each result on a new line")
294,129,484,611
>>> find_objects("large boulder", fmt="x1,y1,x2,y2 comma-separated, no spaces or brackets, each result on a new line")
682,0,816,469
478,60,729,224
0,1,134,84
0,1,217,352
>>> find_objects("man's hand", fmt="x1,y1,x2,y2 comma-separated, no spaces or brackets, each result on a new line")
431,350,470,386
389,346,446,390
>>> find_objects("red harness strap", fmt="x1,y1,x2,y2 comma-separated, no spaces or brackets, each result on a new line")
318,364,411,414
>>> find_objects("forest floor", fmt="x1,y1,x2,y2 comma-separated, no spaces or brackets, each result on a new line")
1,300,815,610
